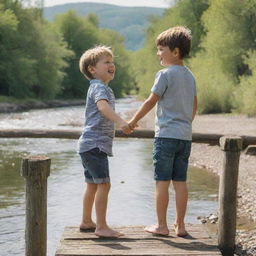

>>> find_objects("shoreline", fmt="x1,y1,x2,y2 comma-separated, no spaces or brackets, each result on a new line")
0,99,85,113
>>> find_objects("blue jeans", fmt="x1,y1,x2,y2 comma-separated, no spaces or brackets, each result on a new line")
80,148,110,184
153,138,191,181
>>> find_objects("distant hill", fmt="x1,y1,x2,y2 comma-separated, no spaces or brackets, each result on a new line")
44,2,165,50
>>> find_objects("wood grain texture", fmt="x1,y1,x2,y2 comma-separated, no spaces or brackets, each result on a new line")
55,225,222,256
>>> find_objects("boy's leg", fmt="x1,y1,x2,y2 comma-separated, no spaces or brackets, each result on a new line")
145,180,170,236
80,183,97,231
95,182,110,229
146,137,177,236
94,182,124,237
81,148,123,237
172,180,188,237
156,180,171,228
172,140,191,237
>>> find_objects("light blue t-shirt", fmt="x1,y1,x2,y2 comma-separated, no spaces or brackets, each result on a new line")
78,79,115,156
151,65,197,141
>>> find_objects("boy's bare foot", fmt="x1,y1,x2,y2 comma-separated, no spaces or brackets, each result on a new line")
80,221,96,232
144,224,169,236
95,226,124,238
174,223,188,237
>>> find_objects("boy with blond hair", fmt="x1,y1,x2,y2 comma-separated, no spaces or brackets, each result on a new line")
129,26,197,237
78,45,130,238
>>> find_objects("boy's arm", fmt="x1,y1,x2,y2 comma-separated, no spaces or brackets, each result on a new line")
97,99,131,134
129,92,160,128
192,96,197,121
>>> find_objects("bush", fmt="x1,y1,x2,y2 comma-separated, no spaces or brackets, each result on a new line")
233,51,256,116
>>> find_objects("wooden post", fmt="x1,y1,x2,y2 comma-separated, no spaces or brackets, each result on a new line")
21,155,51,256
218,136,243,256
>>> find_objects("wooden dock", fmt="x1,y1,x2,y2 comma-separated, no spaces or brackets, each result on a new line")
55,225,222,256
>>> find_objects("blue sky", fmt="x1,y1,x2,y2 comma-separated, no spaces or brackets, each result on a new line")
44,0,172,8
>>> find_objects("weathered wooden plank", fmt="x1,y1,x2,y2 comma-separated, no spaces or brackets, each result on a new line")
62,226,211,240
55,225,221,256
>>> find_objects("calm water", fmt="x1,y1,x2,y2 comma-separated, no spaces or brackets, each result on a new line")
0,99,219,256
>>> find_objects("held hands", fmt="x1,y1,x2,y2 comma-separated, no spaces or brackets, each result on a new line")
128,119,138,130
119,120,138,134
121,123,132,134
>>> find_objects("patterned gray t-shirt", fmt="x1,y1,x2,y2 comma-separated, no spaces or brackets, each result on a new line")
78,79,115,156
151,65,197,141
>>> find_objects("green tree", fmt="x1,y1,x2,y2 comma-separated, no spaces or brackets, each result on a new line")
233,51,256,116
133,0,209,98
189,0,256,113
0,1,72,99
29,20,73,99
53,10,100,98
0,3,36,97
233,0,256,116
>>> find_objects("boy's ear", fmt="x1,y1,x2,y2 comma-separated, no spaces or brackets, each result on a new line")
173,48,180,57
88,65,95,74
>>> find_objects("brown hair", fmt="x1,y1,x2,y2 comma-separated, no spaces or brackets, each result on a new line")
156,26,192,59
79,45,113,80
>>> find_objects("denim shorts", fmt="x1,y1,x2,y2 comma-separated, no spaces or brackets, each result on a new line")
153,137,191,181
79,148,110,184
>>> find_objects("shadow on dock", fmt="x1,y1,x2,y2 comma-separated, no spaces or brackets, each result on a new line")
55,225,222,255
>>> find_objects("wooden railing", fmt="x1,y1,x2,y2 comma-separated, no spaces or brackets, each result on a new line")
1,128,255,147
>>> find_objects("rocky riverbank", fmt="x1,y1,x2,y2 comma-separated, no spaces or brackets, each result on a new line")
125,109,256,256
0,99,84,113
190,143,256,256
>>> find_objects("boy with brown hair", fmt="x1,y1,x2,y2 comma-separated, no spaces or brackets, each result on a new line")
129,26,197,237
78,45,131,238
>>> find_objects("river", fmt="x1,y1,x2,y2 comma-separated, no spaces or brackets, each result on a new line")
0,98,219,256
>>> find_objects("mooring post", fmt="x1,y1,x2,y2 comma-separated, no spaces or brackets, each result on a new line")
21,155,51,256
218,136,243,256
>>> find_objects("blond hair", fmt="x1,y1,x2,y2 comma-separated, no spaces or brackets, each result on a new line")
156,26,192,59
79,45,114,80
